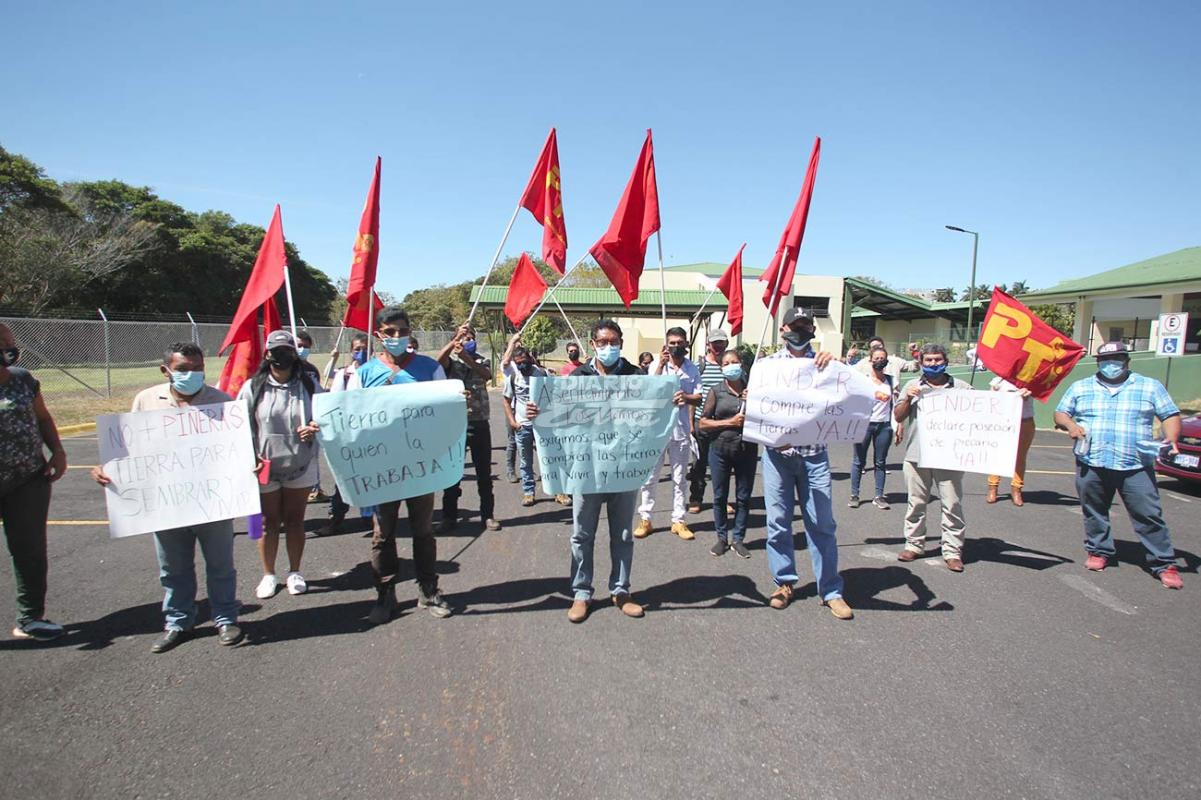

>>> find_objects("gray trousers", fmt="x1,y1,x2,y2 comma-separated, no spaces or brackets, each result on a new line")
902,461,966,558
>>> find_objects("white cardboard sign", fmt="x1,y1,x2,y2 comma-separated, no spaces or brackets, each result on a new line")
743,357,882,448
915,388,1023,476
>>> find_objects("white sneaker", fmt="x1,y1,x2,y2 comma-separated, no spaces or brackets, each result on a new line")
286,572,307,595
255,574,279,599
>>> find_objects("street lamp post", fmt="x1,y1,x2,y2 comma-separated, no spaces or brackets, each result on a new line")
945,225,979,343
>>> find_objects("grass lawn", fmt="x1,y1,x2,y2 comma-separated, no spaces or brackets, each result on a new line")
40,357,230,426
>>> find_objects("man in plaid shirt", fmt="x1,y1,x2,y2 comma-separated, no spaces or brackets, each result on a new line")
1054,341,1184,589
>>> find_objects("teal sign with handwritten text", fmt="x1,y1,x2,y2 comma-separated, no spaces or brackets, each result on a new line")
530,375,679,495
313,380,467,506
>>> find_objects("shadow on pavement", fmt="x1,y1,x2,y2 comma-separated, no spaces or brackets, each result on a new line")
1002,489,1079,506
452,577,571,615
639,574,768,610
0,601,264,651
864,536,1074,571
1112,540,1201,574
795,566,954,612
242,598,415,645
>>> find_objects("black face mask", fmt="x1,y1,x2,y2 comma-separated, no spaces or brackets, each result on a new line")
268,348,297,369
517,362,533,375
566,351,580,361
782,329,814,350
669,344,687,359
0,348,18,367
872,361,887,372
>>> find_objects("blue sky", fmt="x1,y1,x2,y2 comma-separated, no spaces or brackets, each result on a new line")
4,1,1199,298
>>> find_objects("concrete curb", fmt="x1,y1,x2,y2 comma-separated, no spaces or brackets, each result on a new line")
58,422,97,436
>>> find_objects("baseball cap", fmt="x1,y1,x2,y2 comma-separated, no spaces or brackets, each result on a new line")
1096,341,1131,359
266,330,297,351
706,328,729,344
781,308,814,327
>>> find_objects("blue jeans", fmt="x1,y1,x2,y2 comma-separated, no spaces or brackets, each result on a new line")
710,446,757,542
505,425,517,476
761,449,843,601
570,491,637,600
1075,462,1176,571
515,425,536,494
153,520,239,631
851,421,893,498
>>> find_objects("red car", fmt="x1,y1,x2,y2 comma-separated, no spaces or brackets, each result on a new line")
1157,413,1201,483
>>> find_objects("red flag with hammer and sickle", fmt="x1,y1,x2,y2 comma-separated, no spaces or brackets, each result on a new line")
518,129,568,274
976,287,1085,400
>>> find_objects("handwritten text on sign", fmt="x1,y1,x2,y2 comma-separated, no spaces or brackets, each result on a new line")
742,357,881,448
313,380,467,506
97,401,260,538
530,375,679,494
915,388,1023,476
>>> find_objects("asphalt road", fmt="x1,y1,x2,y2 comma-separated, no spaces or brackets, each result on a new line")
2,396,1199,800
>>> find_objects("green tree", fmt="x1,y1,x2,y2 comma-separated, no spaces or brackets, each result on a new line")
933,287,957,303
0,144,69,214
1009,280,1030,296
522,315,559,356
959,283,992,302
1030,303,1076,337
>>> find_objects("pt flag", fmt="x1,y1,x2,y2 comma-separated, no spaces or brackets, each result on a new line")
343,156,384,331
715,243,746,336
589,130,660,308
977,287,1085,401
760,136,821,316
518,129,568,274
219,205,287,354
504,253,548,327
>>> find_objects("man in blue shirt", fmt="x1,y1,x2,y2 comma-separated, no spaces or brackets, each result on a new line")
348,306,453,622
1054,341,1183,589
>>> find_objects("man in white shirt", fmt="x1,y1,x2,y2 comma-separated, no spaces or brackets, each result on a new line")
635,327,702,541
503,346,547,507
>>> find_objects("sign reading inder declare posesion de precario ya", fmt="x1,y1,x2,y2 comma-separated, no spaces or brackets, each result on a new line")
915,388,1023,476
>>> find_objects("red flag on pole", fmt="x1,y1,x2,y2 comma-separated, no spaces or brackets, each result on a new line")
976,287,1085,400
218,297,280,397
589,129,660,308
342,157,384,331
219,205,288,354
715,243,746,336
504,253,549,327
518,129,568,274
760,136,821,316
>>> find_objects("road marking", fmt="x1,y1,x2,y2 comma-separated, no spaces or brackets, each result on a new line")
1028,469,1076,475
46,520,109,526
1162,491,1194,503
1062,506,1082,515
859,547,897,561
1059,573,1137,615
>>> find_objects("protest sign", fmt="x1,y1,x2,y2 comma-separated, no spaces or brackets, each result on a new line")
97,401,260,538
530,374,678,495
915,388,1023,475
313,380,466,506
742,356,881,448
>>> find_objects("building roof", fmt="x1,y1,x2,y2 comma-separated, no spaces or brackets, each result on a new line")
844,277,971,322
1022,247,1201,301
469,285,716,314
663,261,766,279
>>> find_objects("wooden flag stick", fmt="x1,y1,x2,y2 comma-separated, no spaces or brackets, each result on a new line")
283,264,299,340
468,204,523,323
656,231,668,339
517,255,586,336
755,245,789,357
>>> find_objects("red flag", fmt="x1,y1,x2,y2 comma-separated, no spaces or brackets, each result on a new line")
504,253,548,327
218,297,280,397
715,244,746,336
219,205,288,354
518,129,568,274
589,129,660,308
760,136,821,315
342,157,384,331
977,287,1085,401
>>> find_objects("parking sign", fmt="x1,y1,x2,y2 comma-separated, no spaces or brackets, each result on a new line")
1156,312,1189,357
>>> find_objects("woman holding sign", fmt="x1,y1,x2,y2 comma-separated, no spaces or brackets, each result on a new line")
237,330,322,600
698,349,757,558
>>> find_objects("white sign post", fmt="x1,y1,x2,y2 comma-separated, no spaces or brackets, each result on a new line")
1155,312,1189,357
915,388,1023,476
97,401,261,538
743,357,882,448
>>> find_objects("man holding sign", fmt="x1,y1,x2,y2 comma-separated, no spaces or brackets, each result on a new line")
91,343,245,653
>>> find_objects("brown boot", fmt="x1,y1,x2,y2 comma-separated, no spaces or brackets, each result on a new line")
986,485,998,504
567,599,590,623
611,594,644,618
1011,486,1024,507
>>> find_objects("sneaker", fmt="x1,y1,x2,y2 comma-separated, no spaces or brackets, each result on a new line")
286,572,307,595
368,587,397,625
1159,565,1183,590
255,574,279,599
687,502,703,515
710,540,729,557
1084,554,1108,571
150,628,189,653
768,584,794,610
847,495,860,508
521,494,535,507
555,494,572,506
418,589,452,618
506,471,519,484
872,496,890,510
12,619,65,641
670,521,695,541
485,517,502,531
731,541,751,559
217,623,244,646
633,518,654,539
307,488,330,504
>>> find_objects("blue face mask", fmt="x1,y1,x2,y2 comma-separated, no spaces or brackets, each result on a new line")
1098,360,1127,380
170,370,205,396
381,336,411,356
296,347,310,361
352,349,368,365
595,344,621,367
722,364,744,381
463,339,477,354
921,363,947,378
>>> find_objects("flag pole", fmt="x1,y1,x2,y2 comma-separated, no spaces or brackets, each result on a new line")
656,231,668,339
517,255,585,336
755,245,789,357
468,204,522,323
550,295,582,346
689,285,720,327
283,264,299,339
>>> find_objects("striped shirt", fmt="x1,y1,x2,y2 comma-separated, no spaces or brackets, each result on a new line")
1056,373,1179,471
694,358,725,423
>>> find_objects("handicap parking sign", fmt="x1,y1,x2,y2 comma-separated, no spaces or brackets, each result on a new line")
1158,336,1180,356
